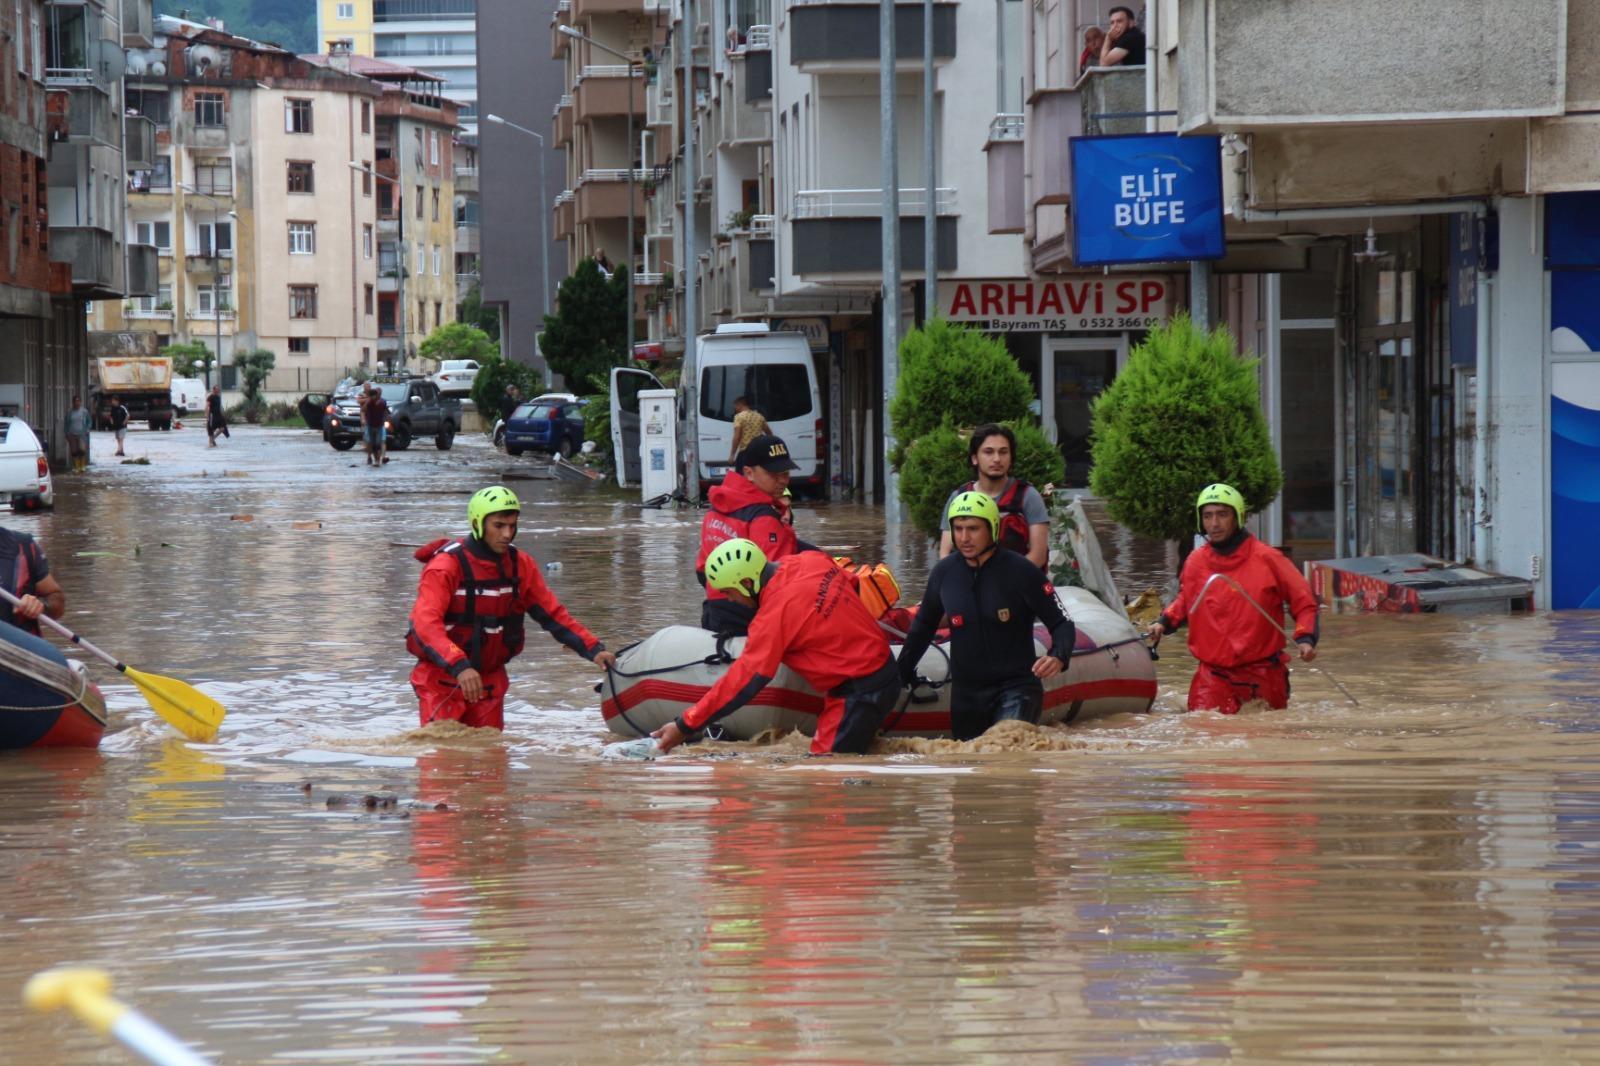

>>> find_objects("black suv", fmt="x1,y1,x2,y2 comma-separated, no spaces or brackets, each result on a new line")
324,378,461,451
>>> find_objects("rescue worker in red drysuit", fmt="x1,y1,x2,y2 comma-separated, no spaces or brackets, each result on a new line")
695,434,804,636
1145,483,1320,713
654,540,902,755
407,486,617,729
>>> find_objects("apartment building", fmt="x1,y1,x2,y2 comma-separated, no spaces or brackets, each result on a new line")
317,0,480,136
94,17,381,393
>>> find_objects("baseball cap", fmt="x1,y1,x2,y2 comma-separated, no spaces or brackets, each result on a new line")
738,434,799,473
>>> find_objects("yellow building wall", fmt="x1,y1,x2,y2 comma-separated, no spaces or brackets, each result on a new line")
318,0,374,56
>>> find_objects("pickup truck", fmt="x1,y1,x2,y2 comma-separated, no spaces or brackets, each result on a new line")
0,417,53,510
323,378,460,451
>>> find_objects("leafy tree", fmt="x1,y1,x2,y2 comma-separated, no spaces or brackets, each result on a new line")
469,356,542,420
1089,314,1282,547
457,283,501,342
888,319,1034,468
898,421,1064,540
418,322,498,370
234,348,276,423
541,259,630,387
162,342,213,380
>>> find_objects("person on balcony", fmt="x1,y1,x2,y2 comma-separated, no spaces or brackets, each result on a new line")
1079,25,1106,76
1099,6,1146,67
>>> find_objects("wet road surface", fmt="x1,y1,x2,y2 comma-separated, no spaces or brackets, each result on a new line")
3,422,1600,1063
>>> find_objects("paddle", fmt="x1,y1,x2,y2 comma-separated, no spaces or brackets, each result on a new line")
0,588,225,741
25,967,210,1066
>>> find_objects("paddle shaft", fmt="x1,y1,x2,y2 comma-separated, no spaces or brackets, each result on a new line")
1189,572,1359,706
0,587,125,673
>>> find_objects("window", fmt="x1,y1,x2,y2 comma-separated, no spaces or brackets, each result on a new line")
336,2,354,18
197,280,232,315
193,161,231,195
288,221,316,255
431,188,439,221
146,155,172,190
361,161,373,196
361,100,371,134
414,185,423,219
431,244,441,276
289,285,318,319
364,285,375,315
434,301,442,329
379,242,397,273
129,88,170,125
46,3,87,74
285,98,313,134
194,91,225,128
429,131,439,165
363,224,373,259
700,364,814,421
134,220,171,251
196,220,232,257
134,284,173,314
415,242,425,276
287,161,314,193
288,337,310,354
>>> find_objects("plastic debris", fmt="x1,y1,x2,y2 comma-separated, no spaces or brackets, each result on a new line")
292,521,322,530
230,514,254,522
602,737,660,761
545,561,563,572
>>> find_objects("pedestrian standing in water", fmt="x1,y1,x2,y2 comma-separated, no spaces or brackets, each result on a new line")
109,398,130,457
898,492,1076,741
1145,483,1321,713
406,486,617,730
362,383,390,466
63,396,91,473
205,385,229,447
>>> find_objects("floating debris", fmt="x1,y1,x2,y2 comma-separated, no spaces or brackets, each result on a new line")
602,737,660,761
119,457,150,466
291,521,322,530
230,514,253,522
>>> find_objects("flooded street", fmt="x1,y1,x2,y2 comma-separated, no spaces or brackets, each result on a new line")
4,423,1600,1063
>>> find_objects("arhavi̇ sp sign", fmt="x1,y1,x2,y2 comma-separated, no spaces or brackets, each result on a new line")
1069,133,1225,267
938,276,1171,332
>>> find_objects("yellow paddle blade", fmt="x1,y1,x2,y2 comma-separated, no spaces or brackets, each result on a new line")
123,666,226,742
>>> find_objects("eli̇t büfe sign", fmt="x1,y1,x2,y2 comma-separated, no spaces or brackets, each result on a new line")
937,276,1172,332
1069,133,1225,267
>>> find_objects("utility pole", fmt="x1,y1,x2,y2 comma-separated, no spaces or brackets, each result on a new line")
923,0,935,322
880,0,902,520
681,0,700,498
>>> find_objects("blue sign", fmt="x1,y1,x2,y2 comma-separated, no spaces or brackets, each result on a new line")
1069,134,1225,267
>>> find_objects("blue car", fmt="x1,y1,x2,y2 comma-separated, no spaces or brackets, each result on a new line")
504,399,585,458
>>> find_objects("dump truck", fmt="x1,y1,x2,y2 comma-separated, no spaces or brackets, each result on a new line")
88,332,175,431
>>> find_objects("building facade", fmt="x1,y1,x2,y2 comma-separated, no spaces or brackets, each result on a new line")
317,0,480,136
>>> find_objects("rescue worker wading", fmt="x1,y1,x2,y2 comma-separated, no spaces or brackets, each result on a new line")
1145,483,1320,714
899,492,1077,741
407,486,616,729
695,434,801,636
654,541,902,756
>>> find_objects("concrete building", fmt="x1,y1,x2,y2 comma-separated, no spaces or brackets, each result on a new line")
94,17,382,394
316,0,480,137
476,0,569,374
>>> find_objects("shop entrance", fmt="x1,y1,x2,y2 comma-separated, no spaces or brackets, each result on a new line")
1042,336,1128,488
1350,256,1418,556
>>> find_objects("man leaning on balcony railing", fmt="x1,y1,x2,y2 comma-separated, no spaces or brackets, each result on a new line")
1098,6,1146,67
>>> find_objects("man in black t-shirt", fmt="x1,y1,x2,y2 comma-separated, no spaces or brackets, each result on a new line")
109,400,129,456
1100,5,1147,67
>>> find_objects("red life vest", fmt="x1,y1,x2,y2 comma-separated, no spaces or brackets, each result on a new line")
695,471,798,599
406,539,527,674
962,479,1033,554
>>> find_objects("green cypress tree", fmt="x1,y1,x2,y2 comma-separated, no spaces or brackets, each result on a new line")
1088,314,1282,546
888,319,1033,468
540,260,630,386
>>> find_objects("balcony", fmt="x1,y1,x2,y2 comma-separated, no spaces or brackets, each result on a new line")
1079,67,1145,136
185,253,234,274
645,78,673,129
550,2,571,59
575,171,646,225
731,230,776,318
456,221,480,255
378,270,402,293
122,0,155,47
719,71,770,146
1025,89,1082,212
1178,0,1564,131
553,95,573,148
789,2,955,72
178,115,230,150
62,85,117,145
128,171,172,195
373,0,477,24
49,227,121,298
554,191,575,240
574,67,646,124
126,116,158,173
126,244,159,298
454,166,478,195
732,25,773,106
455,272,481,291
984,113,1024,235
571,0,640,20
791,188,957,275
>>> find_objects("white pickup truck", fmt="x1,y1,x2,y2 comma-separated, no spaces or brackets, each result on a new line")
0,417,53,511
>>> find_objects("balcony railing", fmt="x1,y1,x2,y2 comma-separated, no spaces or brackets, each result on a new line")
373,0,476,23
746,24,772,50
578,65,641,80
750,213,775,237
580,168,652,183
987,113,1024,142
792,187,957,218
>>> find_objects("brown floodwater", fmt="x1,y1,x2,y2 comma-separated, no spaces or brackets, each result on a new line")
3,425,1600,1063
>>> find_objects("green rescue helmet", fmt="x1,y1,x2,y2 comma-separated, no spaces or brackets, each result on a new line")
1195,482,1246,530
468,485,522,539
704,538,769,596
947,490,1001,541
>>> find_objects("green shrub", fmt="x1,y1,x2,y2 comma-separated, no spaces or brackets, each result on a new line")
418,322,498,369
888,320,1034,468
1089,314,1281,545
470,356,542,418
898,420,1064,540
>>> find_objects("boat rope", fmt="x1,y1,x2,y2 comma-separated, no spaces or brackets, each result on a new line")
1187,572,1358,705
0,664,92,713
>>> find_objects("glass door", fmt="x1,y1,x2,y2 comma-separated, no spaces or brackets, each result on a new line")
1354,256,1417,556
1042,337,1127,488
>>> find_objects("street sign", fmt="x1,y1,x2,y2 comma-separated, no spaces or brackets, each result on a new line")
1069,133,1225,267
938,276,1172,332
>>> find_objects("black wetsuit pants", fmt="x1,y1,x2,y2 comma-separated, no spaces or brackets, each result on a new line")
821,658,903,755
949,678,1043,742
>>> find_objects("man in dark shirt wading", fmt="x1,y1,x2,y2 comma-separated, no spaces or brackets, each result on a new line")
897,492,1077,741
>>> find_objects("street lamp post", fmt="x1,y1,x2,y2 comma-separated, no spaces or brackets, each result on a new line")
350,161,405,370
484,113,552,379
558,24,638,362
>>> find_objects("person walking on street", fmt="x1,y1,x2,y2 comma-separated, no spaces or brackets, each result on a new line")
109,399,130,457
362,384,390,466
653,541,901,756
1144,483,1321,714
63,396,91,473
0,524,66,636
938,424,1051,569
726,396,770,465
205,385,229,447
406,486,617,730
696,434,802,636
899,493,1077,741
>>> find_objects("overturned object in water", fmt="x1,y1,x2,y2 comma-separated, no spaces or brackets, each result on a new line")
0,619,107,749
599,587,1156,741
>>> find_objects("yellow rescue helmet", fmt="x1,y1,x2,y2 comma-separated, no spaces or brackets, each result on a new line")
947,490,1001,541
704,538,769,596
1195,482,1246,530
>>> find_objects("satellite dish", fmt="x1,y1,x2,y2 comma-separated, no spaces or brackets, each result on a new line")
126,55,147,75
150,60,167,76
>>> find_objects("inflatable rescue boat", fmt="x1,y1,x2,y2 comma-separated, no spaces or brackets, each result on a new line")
600,587,1156,740
0,619,107,749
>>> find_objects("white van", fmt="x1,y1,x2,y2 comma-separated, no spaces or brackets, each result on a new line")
610,324,823,495
171,376,206,417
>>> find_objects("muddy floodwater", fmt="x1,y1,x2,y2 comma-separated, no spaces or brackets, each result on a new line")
4,425,1600,1063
